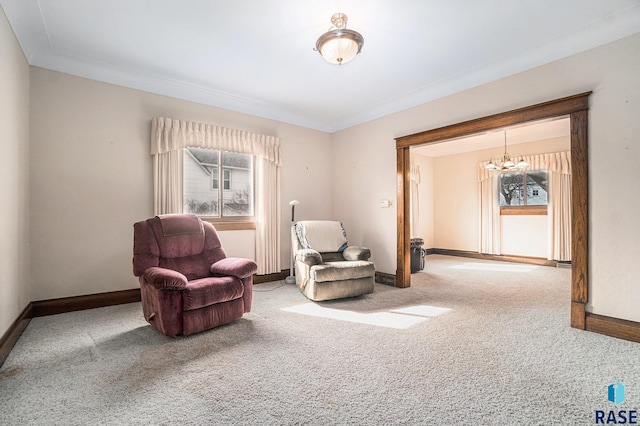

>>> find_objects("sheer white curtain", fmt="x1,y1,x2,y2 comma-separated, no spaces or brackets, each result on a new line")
254,156,281,274
478,151,571,260
477,165,501,254
518,151,572,261
151,117,282,274
547,151,572,261
410,163,421,237
153,150,182,215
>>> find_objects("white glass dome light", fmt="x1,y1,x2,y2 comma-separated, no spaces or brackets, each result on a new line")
315,13,364,65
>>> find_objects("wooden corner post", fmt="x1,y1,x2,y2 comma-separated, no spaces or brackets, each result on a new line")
396,146,411,288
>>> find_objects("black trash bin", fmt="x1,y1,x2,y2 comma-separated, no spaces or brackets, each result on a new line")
410,238,426,273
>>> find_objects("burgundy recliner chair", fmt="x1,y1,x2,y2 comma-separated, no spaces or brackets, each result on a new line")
132,214,257,336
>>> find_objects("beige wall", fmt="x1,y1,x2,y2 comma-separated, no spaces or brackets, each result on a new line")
501,216,548,258
333,33,640,323
28,68,333,301
0,7,30,336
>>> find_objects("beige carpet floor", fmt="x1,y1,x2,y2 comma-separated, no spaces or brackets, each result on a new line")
1,255,639,425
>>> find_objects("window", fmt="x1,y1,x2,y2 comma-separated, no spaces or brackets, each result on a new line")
211,165,219,190
183,147,254,220
223,169,231,191
499,170,548,214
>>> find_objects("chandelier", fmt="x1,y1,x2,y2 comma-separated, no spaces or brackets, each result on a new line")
485,131,529,172
315,13,364,65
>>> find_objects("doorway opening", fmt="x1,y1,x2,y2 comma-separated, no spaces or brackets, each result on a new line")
395,93,590,329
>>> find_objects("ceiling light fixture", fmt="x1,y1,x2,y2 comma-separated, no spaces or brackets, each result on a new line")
315,13,364,65
485,131,529,172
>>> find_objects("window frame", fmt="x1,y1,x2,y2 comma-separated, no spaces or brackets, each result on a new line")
184,147,256,230
499,170,548,216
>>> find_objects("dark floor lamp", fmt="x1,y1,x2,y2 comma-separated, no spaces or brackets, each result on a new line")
284,200,299,284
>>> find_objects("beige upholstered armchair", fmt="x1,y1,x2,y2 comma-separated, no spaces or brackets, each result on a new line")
291,220,375,301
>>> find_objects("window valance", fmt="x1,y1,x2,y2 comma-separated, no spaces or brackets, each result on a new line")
478,151,571,182
151,117,281,166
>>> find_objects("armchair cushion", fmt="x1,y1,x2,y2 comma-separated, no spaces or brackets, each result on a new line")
154,214,205,259
311,261,376,283
143,267,188,290
210,257,258,279
343,246,371,261
183,276,244,311
296,249,323,266
159,213,202,237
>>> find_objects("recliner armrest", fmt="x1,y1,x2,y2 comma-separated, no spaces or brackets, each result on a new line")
296,249,323,266
210,257,258,279
143,267,188,290
343,246,371,261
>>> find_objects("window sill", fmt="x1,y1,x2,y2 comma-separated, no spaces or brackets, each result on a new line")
500,206,548,216
201,220,256,231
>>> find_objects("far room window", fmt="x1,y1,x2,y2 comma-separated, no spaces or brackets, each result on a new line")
499,170,548,214
183,147,254,219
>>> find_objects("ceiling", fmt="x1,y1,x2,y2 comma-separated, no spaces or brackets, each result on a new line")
2,1,640,133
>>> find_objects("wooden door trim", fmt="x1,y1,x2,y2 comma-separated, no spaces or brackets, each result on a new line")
395,92,591,329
